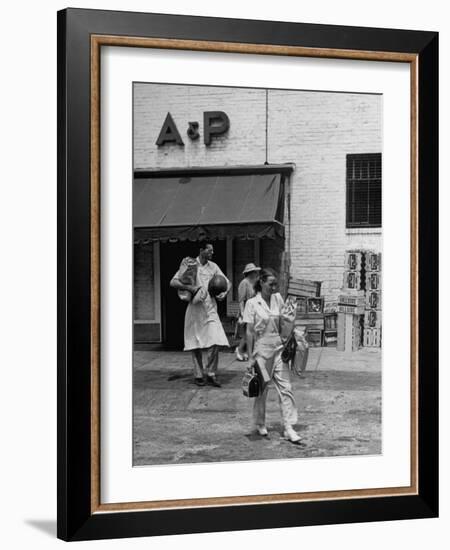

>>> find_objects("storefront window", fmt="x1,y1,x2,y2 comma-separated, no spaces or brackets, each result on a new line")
346,153,382,228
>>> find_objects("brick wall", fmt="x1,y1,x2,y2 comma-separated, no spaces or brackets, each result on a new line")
134,84,266,168
134,84,382,305
267,90,382,301
260,237,284,277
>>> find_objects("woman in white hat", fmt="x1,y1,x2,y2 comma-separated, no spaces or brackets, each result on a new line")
235,263,261,361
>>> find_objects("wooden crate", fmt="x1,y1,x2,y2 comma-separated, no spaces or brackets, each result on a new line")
295,296,308,315
365,290,382,310
295,318,325,330
339,293,365,307
345,251,363,271
294,297,324,316
324,313,337,331
296,312,325,320
337,313,345,351
287,277,322,298
343,271,362,291
307,297,324,313
323,330,337,347
324,301,339,314
337,312,361,352
338,304,365,315
306,329,323,347
365,271,381,291
365,252,382,272
364,309,381,328
363,328,382,347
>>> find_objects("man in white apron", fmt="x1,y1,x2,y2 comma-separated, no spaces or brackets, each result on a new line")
170,242,230,387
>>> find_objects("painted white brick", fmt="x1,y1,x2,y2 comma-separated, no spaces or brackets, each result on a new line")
134,84,382,302
134,83,266,168
267,90,382,301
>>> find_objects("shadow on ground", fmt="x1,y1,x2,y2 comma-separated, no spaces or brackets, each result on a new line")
25,519,56,538
133,348,382,466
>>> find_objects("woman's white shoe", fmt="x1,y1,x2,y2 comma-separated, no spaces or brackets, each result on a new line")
256,426,269,436
283,426,302,444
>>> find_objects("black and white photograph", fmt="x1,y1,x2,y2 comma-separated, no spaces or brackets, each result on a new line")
132,82,383,466
1,0,443,546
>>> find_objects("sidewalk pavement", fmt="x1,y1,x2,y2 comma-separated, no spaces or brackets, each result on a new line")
133,347,381,466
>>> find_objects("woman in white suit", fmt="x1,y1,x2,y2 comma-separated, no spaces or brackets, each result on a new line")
243,268,303,445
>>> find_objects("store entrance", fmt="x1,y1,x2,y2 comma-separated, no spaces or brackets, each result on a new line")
159,240,227,350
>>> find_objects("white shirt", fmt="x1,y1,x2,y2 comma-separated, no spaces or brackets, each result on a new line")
243,292,284,338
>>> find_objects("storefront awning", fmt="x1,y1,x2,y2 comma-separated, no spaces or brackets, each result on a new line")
134,173,285,242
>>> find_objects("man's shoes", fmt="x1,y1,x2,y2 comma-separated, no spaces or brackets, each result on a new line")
206,374,221,387
283,426,304,445
194,377,205,386
256,426,269,437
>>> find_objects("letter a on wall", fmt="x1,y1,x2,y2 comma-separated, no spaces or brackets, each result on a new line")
156,112,184,146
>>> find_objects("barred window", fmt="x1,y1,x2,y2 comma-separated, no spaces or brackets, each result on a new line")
346,153,382,228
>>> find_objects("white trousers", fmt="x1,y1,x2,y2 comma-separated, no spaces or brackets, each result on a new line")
253,351,298,429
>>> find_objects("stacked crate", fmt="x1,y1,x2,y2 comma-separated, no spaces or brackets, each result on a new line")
363,252,382,347
337,251,365,352
287,278,324,347
337,311,363,352
323,312,338,347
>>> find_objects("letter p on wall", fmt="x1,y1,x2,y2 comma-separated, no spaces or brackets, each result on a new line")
203,111,230,145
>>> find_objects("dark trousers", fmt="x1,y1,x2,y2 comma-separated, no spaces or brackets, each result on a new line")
191,346,219,378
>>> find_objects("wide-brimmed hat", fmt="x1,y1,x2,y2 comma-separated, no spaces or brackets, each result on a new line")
243,263,261,275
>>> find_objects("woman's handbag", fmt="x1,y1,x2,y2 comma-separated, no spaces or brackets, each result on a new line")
281,328,310,376
242,363,261,398
281,331,297,363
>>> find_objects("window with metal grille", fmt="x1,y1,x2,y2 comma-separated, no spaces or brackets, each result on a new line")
346,153,382,228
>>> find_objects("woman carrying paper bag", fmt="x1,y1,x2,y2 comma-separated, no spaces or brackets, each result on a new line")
243,268,303,445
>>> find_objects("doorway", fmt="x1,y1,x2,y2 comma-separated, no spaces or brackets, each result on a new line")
159,239,227,349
